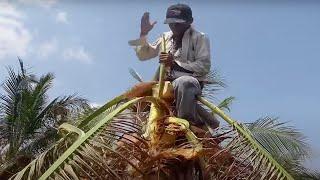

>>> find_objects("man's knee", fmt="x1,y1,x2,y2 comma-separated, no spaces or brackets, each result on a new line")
173,76,201,90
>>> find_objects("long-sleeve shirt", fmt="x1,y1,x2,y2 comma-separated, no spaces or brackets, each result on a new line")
128,26,211,81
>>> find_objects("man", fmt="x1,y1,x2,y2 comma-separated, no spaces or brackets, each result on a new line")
129,4,219,129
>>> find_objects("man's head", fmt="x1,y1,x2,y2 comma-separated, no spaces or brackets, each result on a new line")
164,4,193,36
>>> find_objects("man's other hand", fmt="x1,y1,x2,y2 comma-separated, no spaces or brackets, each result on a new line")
140,12,157,37
159,52,174,67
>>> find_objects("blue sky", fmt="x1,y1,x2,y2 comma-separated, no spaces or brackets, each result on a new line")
0,0,319,170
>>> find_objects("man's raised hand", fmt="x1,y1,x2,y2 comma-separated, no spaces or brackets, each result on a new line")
140,12,157,37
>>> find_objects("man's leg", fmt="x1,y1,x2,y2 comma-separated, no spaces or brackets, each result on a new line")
196,104,220,129
172,76,202,124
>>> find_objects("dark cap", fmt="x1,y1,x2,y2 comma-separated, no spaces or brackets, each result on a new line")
164,4,193,24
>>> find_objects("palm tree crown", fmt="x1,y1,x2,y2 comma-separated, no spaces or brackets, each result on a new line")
0,59,89,177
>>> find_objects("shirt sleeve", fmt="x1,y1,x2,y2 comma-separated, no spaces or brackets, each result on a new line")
177,34,211,77
128,35,161,61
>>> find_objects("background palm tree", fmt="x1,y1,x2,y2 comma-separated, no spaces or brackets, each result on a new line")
0,59,90,178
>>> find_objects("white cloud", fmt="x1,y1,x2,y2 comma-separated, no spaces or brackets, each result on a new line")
0,2,31,60
37,38,58,58
63,47,93,64
18,0,58,9
56,11,68,24
0,2,23,19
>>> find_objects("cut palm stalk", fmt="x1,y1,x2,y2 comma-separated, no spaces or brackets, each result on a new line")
143,35,167,143
158,34,167,98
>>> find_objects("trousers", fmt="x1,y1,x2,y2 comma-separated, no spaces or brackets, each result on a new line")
172,76,220,129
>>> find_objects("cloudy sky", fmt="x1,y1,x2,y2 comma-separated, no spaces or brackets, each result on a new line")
0,0,319,170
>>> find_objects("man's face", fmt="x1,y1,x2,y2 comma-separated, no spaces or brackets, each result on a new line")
169,23,190,36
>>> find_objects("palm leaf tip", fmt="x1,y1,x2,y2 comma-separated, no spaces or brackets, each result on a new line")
206,69,227,88
218,96,235,112
129,68,143,82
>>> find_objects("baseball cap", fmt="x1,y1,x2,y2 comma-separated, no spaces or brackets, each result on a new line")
164,4,193,24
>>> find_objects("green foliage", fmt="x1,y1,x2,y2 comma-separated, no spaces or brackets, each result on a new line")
246,117,319,179
202,70,226,103
129,67,143,82
246,117,309,161
218,96,235,112
9,97,149,179
4,61,319,179
0,59,89,170
200,97,294,180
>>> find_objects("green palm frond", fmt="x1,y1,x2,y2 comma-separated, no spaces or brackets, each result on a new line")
32,73,54,99
12,94,235,179
1,65,30,157
11,94,295,180
23,73,55,135
246,117,310,161
17,57,26,78
9,131,79,180
9,97,156,179
0,60,90,161
244,117,319,179
218,96,235,112
205,69,226,87
202,69,226,101
77,95,125,131
280,156,320,180
199,97,294,180
1,67,24,119
129,68,143,82
2,94,126,179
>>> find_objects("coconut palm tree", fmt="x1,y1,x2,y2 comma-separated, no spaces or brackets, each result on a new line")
3,88,284,179
4,73,296,180
6,40,319,179
0,59,90,178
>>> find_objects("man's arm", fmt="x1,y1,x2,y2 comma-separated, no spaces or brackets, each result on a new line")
128,12,161,61
129,36,161,61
